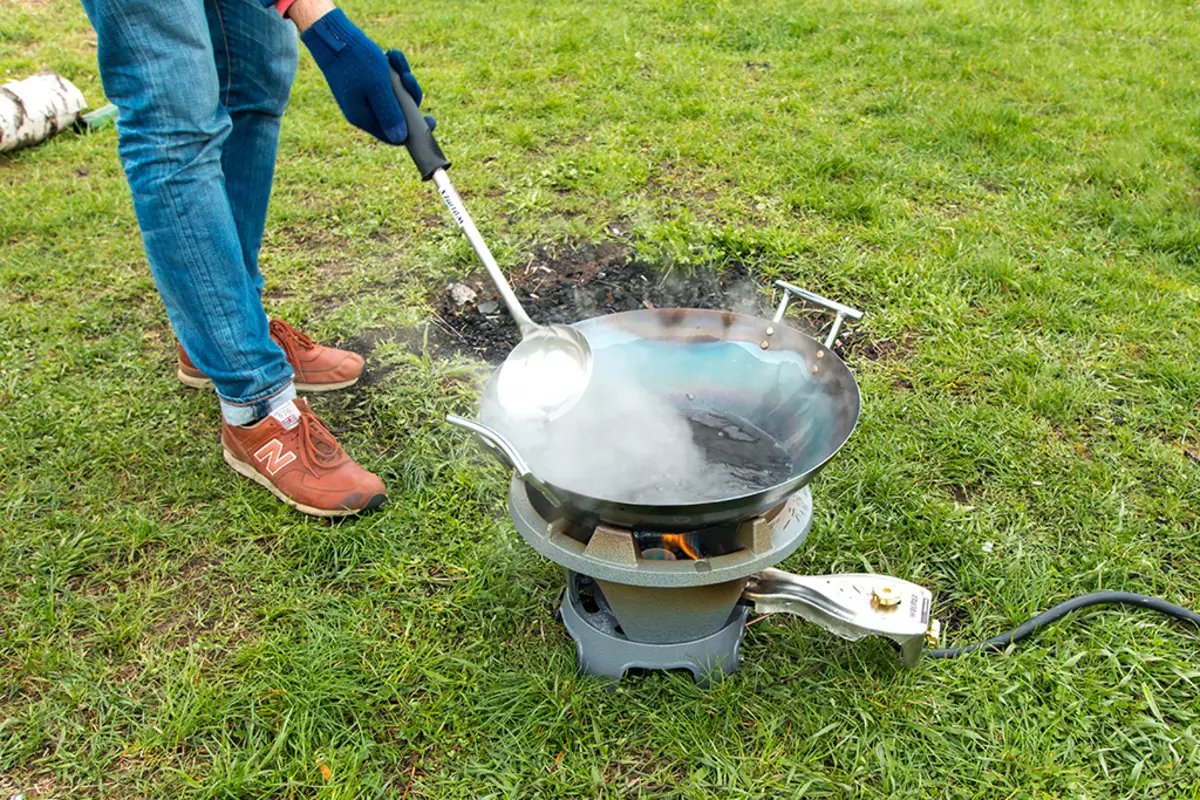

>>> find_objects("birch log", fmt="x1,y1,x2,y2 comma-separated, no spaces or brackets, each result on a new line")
0,72,87,153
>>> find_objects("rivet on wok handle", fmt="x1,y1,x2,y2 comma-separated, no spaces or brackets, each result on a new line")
771,280,865,349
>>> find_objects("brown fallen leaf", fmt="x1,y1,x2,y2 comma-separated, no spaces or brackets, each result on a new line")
318,762,331,782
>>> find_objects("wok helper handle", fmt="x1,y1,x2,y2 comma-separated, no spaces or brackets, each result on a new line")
772,281,864,348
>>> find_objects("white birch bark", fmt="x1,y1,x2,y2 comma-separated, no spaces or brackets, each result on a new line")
0,72,87,153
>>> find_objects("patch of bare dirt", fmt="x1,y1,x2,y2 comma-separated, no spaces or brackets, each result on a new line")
942,483,978,504
328,242,912,395
0,773,62,799
836,329,916,364
934,594,974,636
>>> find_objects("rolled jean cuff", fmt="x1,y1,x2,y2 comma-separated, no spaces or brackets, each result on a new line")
219,382,297,426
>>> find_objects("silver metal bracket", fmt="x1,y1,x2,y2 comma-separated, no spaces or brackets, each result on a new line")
771,281,865,349
743,569,933,667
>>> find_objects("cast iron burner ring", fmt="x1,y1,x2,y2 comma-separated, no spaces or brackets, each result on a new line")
510,475,814,589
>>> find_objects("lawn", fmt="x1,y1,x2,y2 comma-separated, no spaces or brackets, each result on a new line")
3,0,1200,796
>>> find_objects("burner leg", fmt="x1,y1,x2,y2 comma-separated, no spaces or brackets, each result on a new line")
558,572,749,687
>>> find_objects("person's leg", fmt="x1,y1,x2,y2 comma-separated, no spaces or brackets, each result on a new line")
205,0,298,294
80,0,293,424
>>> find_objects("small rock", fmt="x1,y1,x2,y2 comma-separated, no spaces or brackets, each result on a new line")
478,300,499,315
982,542,995,554
448,283,477,307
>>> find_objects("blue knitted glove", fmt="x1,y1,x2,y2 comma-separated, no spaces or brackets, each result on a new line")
300,9,434,144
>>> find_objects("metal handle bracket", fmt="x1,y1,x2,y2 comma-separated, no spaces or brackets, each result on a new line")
743,569,933,667
772,280,865,349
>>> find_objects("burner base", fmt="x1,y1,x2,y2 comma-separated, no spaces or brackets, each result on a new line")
559,572,749,686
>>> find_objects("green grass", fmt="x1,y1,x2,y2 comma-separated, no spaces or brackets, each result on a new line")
3,0,1200,796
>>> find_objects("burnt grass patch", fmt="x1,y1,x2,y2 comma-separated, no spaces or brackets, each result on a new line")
942,483,980,504
434,241,764,363
431,241,908,365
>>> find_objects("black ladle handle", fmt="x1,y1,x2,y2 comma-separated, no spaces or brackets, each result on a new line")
389,69,450,180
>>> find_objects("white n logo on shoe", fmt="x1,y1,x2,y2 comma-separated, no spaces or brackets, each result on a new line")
254,439,296,476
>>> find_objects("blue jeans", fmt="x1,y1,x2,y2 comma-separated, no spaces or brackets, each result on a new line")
81,0,298,424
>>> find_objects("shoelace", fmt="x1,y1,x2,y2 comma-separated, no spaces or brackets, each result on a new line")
299,411,344,470
270,319,316,353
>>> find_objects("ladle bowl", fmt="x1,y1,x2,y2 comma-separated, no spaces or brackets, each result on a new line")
388,69,594,422
495,324,595,422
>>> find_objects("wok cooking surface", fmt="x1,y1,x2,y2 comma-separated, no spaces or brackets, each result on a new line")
478,308,861,529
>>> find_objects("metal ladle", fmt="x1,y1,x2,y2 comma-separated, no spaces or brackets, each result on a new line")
390,72,593,422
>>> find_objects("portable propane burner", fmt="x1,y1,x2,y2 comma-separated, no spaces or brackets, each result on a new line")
510,478,934,685
450,278,1200,680
448,283,939,684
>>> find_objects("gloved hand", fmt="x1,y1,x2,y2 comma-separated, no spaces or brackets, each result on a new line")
300,9,434,144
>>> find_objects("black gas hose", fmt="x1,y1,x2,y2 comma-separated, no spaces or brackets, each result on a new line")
927,591,1200,658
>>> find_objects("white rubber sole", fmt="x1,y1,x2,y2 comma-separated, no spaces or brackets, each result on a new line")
178,369,360,392
222,449,382,518
295,376,360,392
177,369,212,389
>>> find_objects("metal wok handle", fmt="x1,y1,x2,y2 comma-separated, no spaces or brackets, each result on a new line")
445,414,561,507
772,281,865,348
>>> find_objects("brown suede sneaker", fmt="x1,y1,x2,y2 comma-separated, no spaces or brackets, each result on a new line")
221,398,386,517
178,319,365,392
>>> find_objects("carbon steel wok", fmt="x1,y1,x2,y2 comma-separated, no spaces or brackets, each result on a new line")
448,282,864,531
